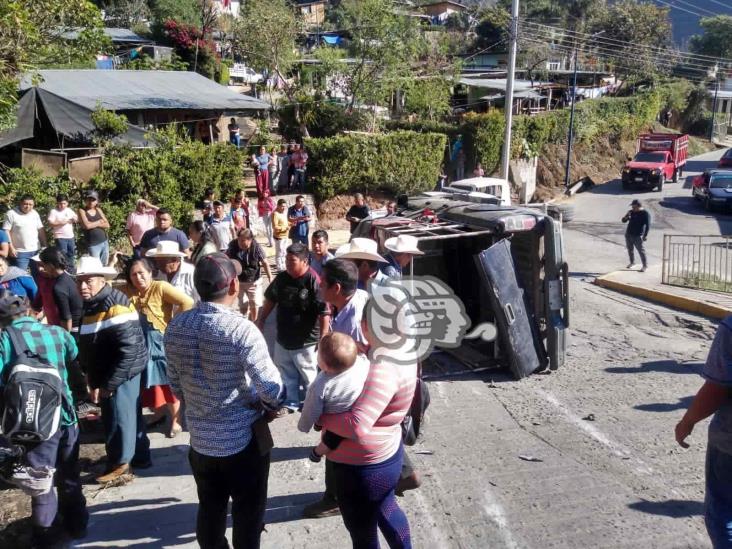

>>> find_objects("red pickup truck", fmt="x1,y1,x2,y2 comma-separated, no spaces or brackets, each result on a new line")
621,133,689,191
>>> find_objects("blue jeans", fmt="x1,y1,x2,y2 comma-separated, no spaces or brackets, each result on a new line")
56,238,76,272
332,444,411,549
273,343,317,409
24,425,88,530
294,168,306,191
230,134,241,148
706,444,732,547
11,250,39,278
87,240,109,266
100,372,150,466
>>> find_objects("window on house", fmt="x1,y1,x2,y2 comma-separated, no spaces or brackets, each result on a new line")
547,62,560,71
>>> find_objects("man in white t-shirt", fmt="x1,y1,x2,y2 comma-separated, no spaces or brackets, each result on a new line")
125,199,158,258
4,194,46,276
47,193,78,271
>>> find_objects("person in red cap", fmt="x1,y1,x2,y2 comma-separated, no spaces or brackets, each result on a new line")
164,253,284,549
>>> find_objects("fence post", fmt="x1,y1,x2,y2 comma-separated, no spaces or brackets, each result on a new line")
662,234,668,284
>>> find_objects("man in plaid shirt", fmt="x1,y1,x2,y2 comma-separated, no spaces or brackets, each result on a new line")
0,292,88,547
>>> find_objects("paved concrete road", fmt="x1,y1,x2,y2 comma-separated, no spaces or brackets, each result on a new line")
68,149,729,549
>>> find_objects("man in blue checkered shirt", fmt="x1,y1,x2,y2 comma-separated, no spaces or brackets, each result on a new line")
0,292,87,547
165,253,283,548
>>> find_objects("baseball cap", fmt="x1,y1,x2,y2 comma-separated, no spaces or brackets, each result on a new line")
0,291,29,319
84,190,99,200
194,253,242,300
630,199,641,207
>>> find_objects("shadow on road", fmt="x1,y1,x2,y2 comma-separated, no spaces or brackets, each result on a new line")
685,159,719,174
605,360,703,375
271,446,313,463
266,492,324,524
634,395,693,413
628,499,703,518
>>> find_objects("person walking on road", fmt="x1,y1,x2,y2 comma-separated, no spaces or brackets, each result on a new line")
675,316,732,548
621,199,650,272
165,253,284,549
273,199,290,272
226,228,272,321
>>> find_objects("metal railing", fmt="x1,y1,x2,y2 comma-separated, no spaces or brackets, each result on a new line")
662,234,732,293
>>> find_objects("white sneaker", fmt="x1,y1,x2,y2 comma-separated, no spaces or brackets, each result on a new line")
627,263,636,269
640,266,647,272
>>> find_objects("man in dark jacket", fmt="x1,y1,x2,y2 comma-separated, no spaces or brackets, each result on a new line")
621,199,651,272
76,257,149,484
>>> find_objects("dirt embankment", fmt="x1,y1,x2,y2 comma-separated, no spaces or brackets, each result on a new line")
317,192,394,230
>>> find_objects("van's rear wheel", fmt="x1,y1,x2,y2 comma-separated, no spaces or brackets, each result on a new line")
672,168,679,183
657,179,664,192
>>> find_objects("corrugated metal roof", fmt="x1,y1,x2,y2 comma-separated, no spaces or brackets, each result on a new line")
459,77,552,91
20,70,271,112
104,28,154,43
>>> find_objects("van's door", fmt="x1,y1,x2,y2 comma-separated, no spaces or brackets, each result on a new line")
476,239,546,379
542,216,569,370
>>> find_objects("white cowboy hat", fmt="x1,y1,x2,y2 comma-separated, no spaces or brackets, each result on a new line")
335,237,387,263
145,240,186,258
75,256,117,278
384,234,424,255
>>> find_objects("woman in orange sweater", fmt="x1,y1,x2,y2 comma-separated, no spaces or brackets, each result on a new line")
124,258,194,438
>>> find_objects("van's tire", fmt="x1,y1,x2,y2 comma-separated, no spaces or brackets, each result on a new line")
672,168,679,183
657,179,664,192
705,197,713,212
621,180,629,190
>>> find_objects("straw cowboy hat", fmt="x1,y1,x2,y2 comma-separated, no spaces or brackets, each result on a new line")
145,240,186,258
335,237,387,263
75,256,117,278
384,234,424,256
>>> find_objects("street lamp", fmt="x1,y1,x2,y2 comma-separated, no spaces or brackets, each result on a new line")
564,30,605,191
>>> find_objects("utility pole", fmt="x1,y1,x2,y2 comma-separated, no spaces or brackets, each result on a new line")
564,30,605,191
500,0,519,181
563,45,579,190
710,62,721,143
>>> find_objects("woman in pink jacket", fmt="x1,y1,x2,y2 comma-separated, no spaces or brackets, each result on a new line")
318,310,417,549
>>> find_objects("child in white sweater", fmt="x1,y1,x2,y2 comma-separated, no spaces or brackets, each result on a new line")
298,332,369,461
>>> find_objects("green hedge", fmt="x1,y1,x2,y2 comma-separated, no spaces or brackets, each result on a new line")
305,131,447,200
0,128,244,251
388,87,668,174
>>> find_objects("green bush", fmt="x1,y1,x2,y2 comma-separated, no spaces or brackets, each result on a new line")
278,98,371,140
0,127,244,252
305,131,447,200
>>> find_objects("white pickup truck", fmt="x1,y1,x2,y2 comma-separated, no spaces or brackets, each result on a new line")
423,177,512,206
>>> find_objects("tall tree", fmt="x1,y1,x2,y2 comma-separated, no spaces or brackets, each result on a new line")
0,0,108,129
329,0,423,110
689,16,732,61
588,1,673,80
232,0,306,132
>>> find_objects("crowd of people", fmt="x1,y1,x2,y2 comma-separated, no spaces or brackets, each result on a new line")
0,188,425,549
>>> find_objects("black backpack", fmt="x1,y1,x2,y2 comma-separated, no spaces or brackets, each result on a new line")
1,327,67,443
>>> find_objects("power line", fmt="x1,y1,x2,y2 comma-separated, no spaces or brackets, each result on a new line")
520,20,732,66
667,0,718,17
653,0,708,17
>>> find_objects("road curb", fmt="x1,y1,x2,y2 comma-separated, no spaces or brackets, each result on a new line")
594,273,732,320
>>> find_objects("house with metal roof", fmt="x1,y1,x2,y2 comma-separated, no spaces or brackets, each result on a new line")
0,70,271,152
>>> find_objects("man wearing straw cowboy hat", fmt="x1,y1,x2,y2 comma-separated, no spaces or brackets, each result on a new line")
147,241,199,303
76,256,150,484
335,237,389,291
381,234,424,280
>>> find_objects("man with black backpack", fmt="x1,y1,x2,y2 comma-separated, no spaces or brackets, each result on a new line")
0,291,87,548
